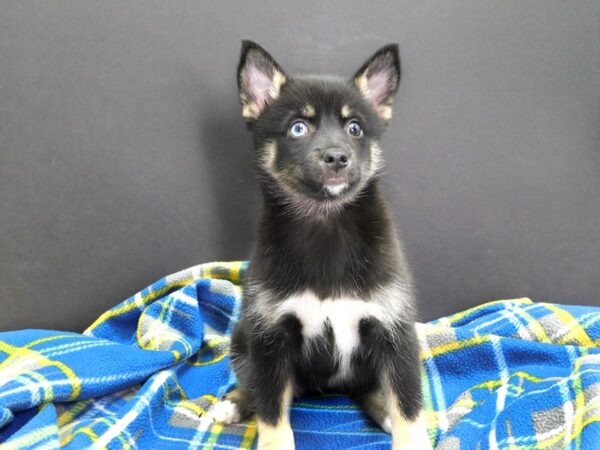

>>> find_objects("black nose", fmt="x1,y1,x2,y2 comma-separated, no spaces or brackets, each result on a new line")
323,149,349,171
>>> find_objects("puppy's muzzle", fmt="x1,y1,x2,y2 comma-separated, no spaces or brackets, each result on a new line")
322,149,350,173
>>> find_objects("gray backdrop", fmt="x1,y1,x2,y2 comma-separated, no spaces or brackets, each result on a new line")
1,1,599,331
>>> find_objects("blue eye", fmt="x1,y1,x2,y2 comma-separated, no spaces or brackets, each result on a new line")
289,120,309,138
346,120,363,138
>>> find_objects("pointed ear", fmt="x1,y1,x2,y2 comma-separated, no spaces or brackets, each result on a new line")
237,40,287,121
352,44,401,121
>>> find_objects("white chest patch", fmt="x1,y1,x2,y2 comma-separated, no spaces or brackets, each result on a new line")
276,291,386,380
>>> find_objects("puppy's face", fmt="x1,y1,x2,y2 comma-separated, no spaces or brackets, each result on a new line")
237,42,400,210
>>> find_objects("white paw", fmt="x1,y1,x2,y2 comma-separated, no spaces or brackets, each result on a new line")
257,430,295,450
257,421,295,450
212,399,241,424
392,428,432,450
381,415,392,434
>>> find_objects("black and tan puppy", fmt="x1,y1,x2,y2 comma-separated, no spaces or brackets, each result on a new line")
212,41,431,450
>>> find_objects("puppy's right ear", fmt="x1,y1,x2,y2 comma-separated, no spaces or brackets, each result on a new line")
237,40,287,121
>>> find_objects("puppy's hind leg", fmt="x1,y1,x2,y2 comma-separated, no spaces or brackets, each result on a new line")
213,318,256,425
212,387,255,425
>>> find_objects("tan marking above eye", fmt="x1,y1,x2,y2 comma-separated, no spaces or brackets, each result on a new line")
301,104,316,118
341,105,353,119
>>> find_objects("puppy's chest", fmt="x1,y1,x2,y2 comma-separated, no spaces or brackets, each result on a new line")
276,292,385,374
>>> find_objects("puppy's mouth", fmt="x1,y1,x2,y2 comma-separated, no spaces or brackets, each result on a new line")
322,170,351,197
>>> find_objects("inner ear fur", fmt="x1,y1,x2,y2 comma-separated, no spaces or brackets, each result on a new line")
353,44,401,121
237,40,287,121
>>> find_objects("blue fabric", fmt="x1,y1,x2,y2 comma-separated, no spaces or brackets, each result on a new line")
1,261,599,449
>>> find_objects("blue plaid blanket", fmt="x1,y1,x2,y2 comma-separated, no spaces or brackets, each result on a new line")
1,261,599,449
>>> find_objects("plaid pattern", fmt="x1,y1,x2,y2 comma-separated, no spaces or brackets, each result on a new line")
0,262,599,449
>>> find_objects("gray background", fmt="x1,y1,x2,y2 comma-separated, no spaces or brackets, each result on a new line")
1,1,599,331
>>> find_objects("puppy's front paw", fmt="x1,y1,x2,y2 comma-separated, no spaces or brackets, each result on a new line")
392,436,432,450
257,422,295,450
212,399,241,424
258,435,295,450
392,432,432,450
391,410,432,450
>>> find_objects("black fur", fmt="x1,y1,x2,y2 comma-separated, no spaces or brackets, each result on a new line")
229,41,423,431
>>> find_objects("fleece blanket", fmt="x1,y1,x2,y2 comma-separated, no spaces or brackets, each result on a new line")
1,262,599,449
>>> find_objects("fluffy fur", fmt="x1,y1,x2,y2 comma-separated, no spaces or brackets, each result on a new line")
214,41,431,450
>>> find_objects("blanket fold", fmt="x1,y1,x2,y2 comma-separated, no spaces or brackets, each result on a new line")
1,261,599,449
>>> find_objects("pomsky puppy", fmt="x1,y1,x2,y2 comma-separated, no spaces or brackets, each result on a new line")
211,41,431,450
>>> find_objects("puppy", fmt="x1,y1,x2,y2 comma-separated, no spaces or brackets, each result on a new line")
212,41,431,450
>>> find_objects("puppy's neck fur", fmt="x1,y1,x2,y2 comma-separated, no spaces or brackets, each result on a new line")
252,179,408,300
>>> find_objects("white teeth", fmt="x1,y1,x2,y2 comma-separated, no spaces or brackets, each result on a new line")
324,183,349,196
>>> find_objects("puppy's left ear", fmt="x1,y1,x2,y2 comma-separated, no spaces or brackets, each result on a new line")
352,44,400,121
237,40,287,121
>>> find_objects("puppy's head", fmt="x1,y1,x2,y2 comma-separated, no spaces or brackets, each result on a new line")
237,41,400,214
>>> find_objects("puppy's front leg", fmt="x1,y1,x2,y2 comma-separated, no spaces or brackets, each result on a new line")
384,384,430,450
250,316,298,450
256,381,294,450
382,323,432,450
